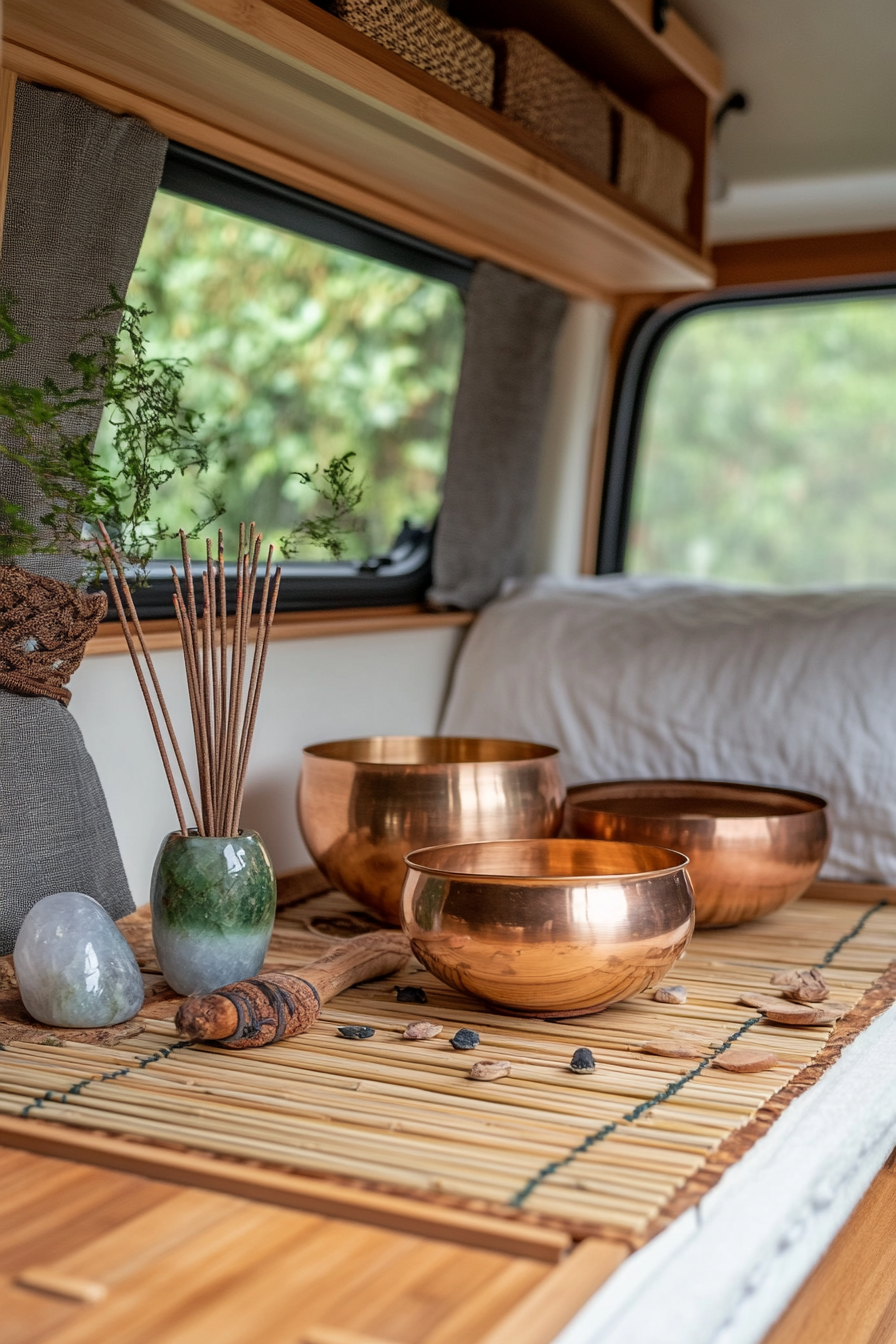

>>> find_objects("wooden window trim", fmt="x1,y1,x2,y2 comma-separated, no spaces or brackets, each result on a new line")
84,605,474,656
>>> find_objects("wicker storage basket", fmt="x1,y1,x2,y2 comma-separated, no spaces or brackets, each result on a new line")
482,29,612,182
604,88,693,233
329,0,494,106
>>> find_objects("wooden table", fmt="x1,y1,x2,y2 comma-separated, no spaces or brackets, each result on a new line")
1,1146,623,1344
3,1143,895,1344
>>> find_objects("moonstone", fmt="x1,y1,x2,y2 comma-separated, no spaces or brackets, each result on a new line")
14,893,145,1028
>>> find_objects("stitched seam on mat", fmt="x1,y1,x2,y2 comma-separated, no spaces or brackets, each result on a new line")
508,900,889,1208
18,1040,193,1117
816,900,887,967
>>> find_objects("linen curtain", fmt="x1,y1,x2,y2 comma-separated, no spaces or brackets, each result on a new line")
428,260,568,610
0,81,167,952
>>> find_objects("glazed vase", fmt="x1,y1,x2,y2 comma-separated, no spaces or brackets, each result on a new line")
150,830,276,996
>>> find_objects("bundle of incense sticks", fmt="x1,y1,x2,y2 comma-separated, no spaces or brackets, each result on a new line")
97,522,281,838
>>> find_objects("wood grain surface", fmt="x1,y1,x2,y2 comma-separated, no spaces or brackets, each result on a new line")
4,0,714,296
762,1149,896,1344
0,1148,554,1344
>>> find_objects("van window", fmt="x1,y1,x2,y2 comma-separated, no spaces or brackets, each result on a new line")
101,188,465,564
621,293,896,585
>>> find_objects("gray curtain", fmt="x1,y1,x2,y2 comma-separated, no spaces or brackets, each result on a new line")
0,82,167,953
0,81,166,582
428,261,568,610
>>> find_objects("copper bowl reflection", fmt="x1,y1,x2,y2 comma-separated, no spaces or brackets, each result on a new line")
565,780,830,928
298,737,565,925
400,838,694,1017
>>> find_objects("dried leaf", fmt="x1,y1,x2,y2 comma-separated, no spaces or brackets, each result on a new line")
713,1047,779,1073
781,968,830,1003
640,1038,706,1059
738,993,785,1011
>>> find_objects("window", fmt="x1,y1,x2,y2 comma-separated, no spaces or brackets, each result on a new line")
600,284,896,586
98,144,471,612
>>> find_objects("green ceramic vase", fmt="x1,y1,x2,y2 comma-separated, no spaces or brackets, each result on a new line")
150,830,276,996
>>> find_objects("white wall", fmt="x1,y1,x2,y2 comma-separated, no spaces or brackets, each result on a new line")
69,624,468,906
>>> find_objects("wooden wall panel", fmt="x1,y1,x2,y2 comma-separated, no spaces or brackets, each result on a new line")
713,230,896,288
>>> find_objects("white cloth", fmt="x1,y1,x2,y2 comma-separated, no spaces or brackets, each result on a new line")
553,1001,896,1344
440,575,896,883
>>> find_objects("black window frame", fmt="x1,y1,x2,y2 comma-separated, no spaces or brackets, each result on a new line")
103,141,474,620
596,274,896,576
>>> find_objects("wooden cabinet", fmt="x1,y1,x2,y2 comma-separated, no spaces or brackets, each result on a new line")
3,0,720,297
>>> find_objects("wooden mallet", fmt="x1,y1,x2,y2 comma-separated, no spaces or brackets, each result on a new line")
175,930,411,1049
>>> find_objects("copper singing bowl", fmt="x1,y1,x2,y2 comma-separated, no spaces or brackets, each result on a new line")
298,737,565,925
401,838,694,1017
565,780,830,928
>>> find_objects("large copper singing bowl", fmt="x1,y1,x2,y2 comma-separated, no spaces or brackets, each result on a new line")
401,838,694,1017
298,737,565,924
565,780,830,928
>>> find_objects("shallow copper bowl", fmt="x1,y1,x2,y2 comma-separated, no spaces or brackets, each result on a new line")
400,838,694,1017
565,780,830,929
298,737,565,925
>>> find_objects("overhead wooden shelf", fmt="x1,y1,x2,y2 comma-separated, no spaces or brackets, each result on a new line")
3,0,717,296
451,0,723,103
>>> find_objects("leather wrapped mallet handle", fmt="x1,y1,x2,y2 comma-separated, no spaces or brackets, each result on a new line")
175,930,411,1049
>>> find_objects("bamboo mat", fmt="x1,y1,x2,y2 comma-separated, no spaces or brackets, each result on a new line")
1,892,895,1242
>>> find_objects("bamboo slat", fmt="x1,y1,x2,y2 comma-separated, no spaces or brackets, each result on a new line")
1,891,895,1245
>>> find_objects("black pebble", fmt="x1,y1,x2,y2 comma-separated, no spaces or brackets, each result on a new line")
450,1029,480,1051
570,1047,596,1073
395,986,428,1003
337,1025,375,1040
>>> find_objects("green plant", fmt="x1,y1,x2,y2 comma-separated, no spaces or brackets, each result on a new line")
280,451,365,560
0,288,224,581
0,288,364,578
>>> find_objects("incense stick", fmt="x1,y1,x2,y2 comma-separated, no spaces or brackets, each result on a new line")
98,525,281,838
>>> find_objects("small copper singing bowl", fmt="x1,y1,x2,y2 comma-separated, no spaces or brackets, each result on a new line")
298,737,565,925
565,780,830,928
400,838,694,1018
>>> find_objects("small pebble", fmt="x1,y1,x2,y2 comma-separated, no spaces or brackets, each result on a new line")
654,985,687,1004
395,986,427,1004
713,1047,779,1074
469,1060,511,1081
337,1025,375,1040
450,1028,480,1051
39,1034,64,1047
570,1047,596,1073
403,1021,443,1040
640,1038,705,1059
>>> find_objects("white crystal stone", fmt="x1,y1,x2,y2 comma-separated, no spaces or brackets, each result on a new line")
13,892,145,1027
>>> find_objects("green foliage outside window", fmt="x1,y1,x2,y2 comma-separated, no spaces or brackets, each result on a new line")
98,191,466,561
628,296,896,585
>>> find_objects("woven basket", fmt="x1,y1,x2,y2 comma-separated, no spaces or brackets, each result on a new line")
604,88,693,232
482,29,611,182
331,0,494,106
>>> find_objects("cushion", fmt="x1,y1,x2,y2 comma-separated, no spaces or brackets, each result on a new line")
439,575,896,883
